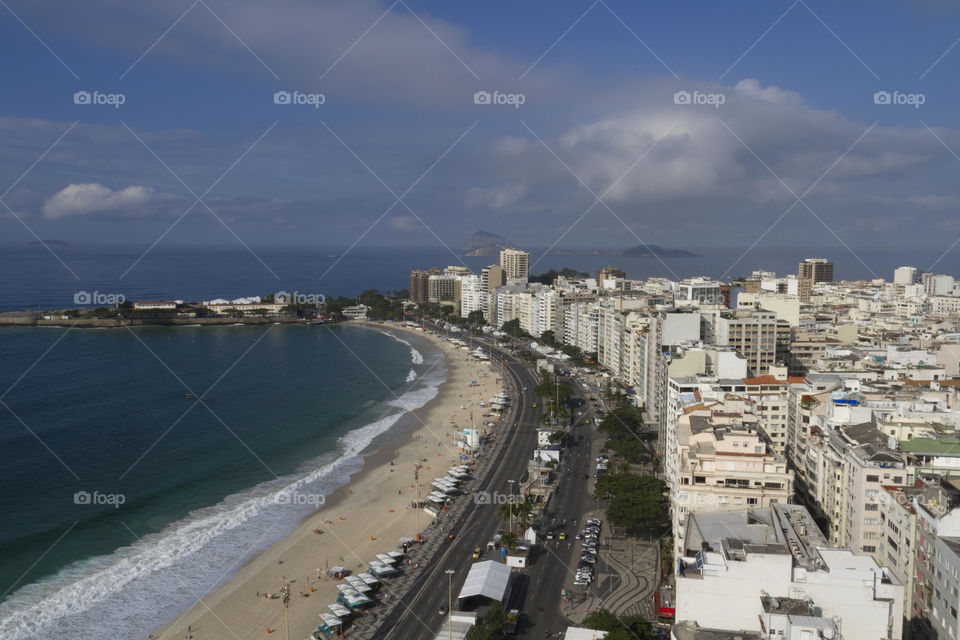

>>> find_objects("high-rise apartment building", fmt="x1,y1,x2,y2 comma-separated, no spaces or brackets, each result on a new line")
596,266,625,287
798,258,834,283
408,268,439,304
703,309,781,376
499,249,529,281
481,265,505,294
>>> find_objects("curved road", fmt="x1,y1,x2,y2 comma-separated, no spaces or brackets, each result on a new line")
379,339,542,640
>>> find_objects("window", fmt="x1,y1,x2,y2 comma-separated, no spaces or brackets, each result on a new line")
866,474,880,482
865,503,879,511
747,498,758,505
862,545,876,553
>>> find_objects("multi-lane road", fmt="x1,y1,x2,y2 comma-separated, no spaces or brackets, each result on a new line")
379,334,608,639
379,339,542,639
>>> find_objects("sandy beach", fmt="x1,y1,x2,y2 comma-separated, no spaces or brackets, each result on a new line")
150,322,503,640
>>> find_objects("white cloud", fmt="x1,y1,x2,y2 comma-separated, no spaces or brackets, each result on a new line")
388,215,423,231
42,183,158,219
476,79,950,213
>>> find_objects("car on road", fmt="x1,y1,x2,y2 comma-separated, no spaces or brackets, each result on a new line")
558,532,567,540
546,531,554,540
439,603,448,616
472,547,481,559
504,609,521,635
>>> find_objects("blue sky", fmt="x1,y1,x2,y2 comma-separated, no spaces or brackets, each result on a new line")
2,0,960,252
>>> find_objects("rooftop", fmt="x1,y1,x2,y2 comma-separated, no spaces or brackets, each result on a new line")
671,621,762,640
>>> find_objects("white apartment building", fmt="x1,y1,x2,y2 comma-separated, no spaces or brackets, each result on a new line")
458,274,486,319
803,421,908,555
563,301,600,354
676,505,905,640
499,249,529,281
670,397,793,552
703,309,781,376
674,277,723,306
741,374,805,458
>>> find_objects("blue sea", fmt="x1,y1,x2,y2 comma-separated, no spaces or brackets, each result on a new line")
1,242,959,639
0,320,443,640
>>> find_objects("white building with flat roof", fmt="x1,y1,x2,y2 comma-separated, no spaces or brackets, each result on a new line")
676,505,904,640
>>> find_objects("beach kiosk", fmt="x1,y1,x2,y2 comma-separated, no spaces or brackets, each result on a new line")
368,560,399,577
336,584,373,609
314,612,343,636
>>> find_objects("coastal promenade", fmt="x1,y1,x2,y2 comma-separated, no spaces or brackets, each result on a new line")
374,337,541,640
148,323,509,640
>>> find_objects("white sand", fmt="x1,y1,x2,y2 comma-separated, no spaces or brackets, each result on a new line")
150,324,502,640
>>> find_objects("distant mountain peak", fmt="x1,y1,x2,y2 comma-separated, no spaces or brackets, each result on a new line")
459,231,517,257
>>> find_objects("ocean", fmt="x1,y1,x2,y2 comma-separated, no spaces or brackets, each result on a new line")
0,322,444,640
1,241,959,639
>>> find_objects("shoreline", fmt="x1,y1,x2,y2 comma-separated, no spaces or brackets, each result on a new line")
149,321,503,640
0,314,342,328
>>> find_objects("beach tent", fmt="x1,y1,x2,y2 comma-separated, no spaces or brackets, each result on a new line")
387,550,403,560
357,572,380,586
326,566,347,579
457,560,512,603
345,576,372,592
376,553,397,564
318,613,343,633
328,603,351,619
369,560,399,576
427,493,446,503
336,585,372,608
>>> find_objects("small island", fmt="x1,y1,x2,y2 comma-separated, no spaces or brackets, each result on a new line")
459,230,517,257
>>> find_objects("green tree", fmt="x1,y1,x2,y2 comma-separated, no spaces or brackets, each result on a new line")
501,318,525,338
465,601,507,640
539,329,557,347
466,310,486,326
499,531,518,552
583,609,653,640
595,472,667,534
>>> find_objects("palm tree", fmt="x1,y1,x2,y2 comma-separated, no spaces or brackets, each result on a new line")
497,502,513,529
500,531,519,552
513,495,535,531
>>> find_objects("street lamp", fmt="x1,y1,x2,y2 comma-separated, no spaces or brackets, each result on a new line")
507,479,516,533
446,569,455,640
